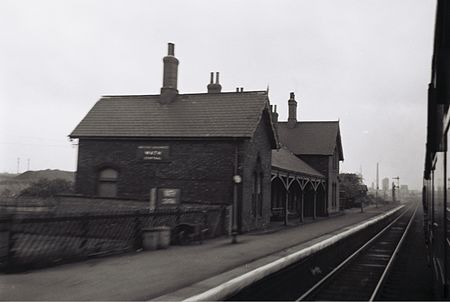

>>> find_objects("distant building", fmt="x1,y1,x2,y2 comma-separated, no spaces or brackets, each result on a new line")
400,184,409,198
382,177,389,192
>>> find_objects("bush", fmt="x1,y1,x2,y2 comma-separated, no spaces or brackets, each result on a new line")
19,178,74,198
339,173,368,209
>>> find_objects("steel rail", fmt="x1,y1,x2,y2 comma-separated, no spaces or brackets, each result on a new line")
296,203,414,301
369,202,418,301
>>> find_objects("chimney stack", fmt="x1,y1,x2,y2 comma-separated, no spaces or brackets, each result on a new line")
160,43,179,104
287,92,297,128
207,72,222,93
271,105,279,128
271,105,279,146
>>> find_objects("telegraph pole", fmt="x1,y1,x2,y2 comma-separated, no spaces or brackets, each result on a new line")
376,163,379,208
359,170,364,213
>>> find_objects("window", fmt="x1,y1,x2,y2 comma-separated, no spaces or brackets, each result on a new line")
97,168,118,197
332,183,337,209
252,157,264,217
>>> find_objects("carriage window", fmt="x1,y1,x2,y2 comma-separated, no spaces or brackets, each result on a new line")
97,168,118,197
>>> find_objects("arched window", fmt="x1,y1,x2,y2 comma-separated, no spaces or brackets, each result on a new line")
97,168,118,197
252,156,264,217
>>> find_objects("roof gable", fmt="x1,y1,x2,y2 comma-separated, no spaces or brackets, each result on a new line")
277,121,344,160
70,91,276,146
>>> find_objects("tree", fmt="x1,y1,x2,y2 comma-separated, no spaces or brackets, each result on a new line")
339,173,368,209
19,178,73,198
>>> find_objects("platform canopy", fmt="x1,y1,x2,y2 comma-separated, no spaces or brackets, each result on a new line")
271,146,324,179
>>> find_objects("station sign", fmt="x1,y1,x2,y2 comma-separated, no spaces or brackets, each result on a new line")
137,145,170,161
157,188,180,205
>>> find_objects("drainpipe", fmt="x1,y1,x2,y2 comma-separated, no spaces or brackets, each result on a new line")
285,174,289,226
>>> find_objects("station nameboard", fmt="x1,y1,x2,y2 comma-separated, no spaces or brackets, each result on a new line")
137,145,170,161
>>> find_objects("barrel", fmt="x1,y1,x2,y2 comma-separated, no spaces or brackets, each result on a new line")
156,226,171,249
142,228,159,250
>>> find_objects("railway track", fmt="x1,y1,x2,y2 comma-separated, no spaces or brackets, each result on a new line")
297,203,417,301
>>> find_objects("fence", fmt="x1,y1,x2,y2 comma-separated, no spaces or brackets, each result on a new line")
0,206,227,271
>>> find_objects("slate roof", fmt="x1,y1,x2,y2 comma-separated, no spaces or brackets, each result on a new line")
277,121,344,160
70,91,276,146
272,147,324,178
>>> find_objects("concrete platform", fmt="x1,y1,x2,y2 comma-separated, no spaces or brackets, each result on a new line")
0,204,399,301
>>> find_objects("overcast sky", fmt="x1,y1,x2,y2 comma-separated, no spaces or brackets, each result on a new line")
0,0,436,190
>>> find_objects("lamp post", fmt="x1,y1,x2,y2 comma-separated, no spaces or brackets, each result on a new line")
231,141,241,244
232,174,241,243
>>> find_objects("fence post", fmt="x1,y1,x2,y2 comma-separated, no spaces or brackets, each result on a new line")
202,210,208,241
133,211,142,250
220,206,226,236
176,207,181,225
202,210,208,229
0,215,12,270
80,214,89,251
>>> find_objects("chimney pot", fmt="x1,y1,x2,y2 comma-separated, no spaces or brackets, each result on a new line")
236,87,239,92
168,43,175,56
240,87,244,92
207,71,222,93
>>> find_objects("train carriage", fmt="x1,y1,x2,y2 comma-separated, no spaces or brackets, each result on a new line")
423,0,450,299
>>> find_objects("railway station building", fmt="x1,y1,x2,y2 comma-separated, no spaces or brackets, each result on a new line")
275,93,344,215
70,43,278,232
70,43,344,233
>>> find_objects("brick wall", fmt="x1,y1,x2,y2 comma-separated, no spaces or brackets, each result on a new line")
74,116,274,233
329,147,340,213
75,139,235,205
239,111,273,232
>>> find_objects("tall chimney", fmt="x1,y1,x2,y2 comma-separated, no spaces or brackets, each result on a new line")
287,92,297,128
160,43,179,104
207,72,222,93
